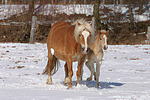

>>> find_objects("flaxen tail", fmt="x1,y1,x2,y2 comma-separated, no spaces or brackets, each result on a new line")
42,55,59,75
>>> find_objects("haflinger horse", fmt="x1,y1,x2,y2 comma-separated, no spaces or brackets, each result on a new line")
42,19,94,88
85,29,108,88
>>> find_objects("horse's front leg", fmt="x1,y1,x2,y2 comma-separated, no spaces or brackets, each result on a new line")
79,65,83,81
76,56,86,85
67,58,73,89
95,60,102,88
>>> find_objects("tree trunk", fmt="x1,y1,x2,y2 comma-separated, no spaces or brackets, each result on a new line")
139,0,143,15
8,0,12,4
146,26,150,44
30,16,37,43
28,0,35,21
21,0,35,43
129,4,133,30
120,0,123,4
93,0,101,30
103,0,105,4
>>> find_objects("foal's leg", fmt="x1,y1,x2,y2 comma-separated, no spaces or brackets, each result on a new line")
64,62,70,84
46,53,53,85
95,61,102,88
85,61,94,81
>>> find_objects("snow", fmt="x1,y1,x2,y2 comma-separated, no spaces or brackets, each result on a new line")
0,43,150,100
0,4,149,22
134,14,150,22
0,5,28,20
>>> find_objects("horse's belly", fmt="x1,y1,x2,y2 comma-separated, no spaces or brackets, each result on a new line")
55,51,81,62
54,51,68,61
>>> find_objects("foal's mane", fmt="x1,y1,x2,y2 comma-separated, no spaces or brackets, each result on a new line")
100,30,107,34
72,19,94,43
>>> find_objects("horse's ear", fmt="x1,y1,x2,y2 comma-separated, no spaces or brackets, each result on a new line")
78,22,81,26
106,30,109,35
90,22,92,26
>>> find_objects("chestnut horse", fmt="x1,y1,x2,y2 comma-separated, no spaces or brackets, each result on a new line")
42,19,94,88
86,30,109,88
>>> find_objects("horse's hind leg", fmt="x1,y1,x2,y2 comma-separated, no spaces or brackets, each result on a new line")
85,61,94,81
46,53,53,85
64,62,70,84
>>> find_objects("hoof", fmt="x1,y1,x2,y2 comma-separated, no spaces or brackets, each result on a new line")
64,83,68,86
96,84,99,88
46,81,52,85
46,78,52,85
64,77,70,84
87,77,92,81
67,85,72,89
96,82,100,88
96,84,101,89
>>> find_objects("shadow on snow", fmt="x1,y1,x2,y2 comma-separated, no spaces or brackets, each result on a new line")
85,81,124,89
62,80,124,89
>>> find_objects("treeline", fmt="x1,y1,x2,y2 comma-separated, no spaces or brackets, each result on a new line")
0,0,149,4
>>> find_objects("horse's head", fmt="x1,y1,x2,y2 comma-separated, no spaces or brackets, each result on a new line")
78,27,92,54
97,30,109,50
73,19,94,54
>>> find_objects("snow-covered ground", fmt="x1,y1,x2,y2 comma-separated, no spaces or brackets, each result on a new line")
0,43,150,100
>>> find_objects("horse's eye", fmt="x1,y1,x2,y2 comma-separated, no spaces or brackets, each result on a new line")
100,38,102,40
79,34,81,37
89,34,91,37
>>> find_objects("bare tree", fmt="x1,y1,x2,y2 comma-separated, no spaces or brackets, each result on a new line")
28,0,35,21
139,0,144,15
93,0,101,30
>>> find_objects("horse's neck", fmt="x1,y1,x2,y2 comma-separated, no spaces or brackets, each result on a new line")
89,36,103,55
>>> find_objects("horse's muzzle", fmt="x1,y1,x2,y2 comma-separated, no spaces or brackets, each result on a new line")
81,47,90,54
104,45,108,50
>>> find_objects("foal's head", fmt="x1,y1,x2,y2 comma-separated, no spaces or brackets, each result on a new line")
73,19,94,54
97,30,109,50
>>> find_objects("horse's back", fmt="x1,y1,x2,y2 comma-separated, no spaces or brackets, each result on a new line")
51,21,71,32
47,21,76,61
48,21,73,45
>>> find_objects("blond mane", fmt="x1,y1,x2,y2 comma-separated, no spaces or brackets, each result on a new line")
72,19,94,43
100,30,107,33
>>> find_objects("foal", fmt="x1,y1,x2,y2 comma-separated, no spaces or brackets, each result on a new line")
86,30,108,88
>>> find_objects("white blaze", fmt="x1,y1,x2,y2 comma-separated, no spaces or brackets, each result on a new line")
81,31,90,51
103,35,107,45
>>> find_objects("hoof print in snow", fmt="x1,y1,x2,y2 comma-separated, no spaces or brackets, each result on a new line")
9,66,25,69
9,67,16,69
17,66,25,69
130,58,140,60
36,73,41,75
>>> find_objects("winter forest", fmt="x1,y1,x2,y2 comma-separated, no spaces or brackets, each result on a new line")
0,0,150,44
